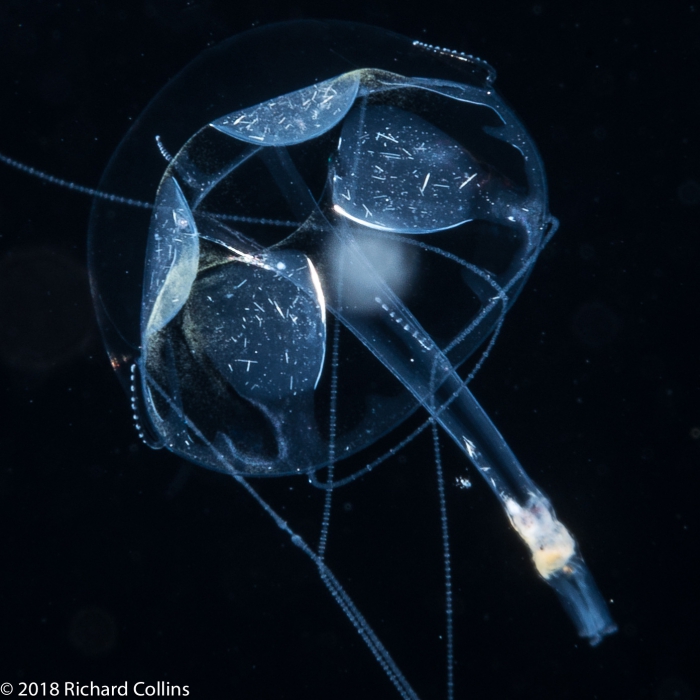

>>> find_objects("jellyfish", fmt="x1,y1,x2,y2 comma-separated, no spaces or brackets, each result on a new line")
1,19,616,699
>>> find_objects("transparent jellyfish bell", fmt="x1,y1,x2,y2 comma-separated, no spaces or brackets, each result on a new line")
89,20,553,477
86,20,615,686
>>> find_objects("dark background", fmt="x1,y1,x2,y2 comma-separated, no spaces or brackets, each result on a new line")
0,1,697,699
